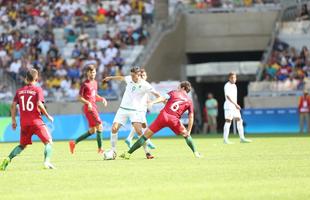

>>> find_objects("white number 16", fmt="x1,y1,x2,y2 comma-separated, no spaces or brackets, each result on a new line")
20,96,34,111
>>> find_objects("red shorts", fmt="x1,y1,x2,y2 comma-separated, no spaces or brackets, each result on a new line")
83,107,102,127
20,124,51,146
149,112,186,135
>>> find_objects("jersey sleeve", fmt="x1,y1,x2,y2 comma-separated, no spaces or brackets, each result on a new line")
188,100,194,115
13,92,19,104
38,87,45,103
144,82,156,94
224,83,229,97
79,83,86,97
163,93,170,100
165,90,174,100
124,76,131,84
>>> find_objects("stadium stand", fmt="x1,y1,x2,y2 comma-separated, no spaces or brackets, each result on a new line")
249,1,310,97
0,0,154,102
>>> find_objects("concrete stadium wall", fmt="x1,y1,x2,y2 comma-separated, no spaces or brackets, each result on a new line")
144,15,187,82
185,11,278,53
146,10,278,82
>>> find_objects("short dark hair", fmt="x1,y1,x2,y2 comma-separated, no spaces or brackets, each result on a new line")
228,72,236,79
26,68,38,82
86,64,96,72
130,66,141,73
180,81,191,93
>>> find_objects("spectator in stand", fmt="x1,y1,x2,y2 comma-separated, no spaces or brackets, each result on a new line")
7,58,21,80
106,5,117,24
297,4,310,21
66,29,77,43
119,0,132,17
71,44,81,58
298,90,310,133
143,0,154,25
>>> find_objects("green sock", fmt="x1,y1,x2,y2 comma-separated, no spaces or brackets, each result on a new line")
44,143,52,162
128,135,147,154
8,145,24,160
185,136,197,153
96,131,102,149
75,131,92,144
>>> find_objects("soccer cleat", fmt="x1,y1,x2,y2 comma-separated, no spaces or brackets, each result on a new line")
146,153,154,159
240,138,252,143
124,139,132,148
98,148,104,154
44,162,56,169
0,157,10,171
223,140,234,144
119,152,131,160
194,152,202,158
146,141,156,149
69,140,76,154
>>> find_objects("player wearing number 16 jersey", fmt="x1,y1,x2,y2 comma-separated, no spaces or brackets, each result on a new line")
0,68,55,171
120,81,202,159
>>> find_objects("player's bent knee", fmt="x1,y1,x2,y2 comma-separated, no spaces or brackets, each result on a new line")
144,129,154,138
97,124,103,132
225,119,232,123
142,123,147,129
89,128,96,134
111,125,119,133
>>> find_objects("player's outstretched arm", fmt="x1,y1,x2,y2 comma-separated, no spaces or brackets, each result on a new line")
150,91,161,98
11,102,17,130
38,101,54,122
148,96,166,108
103,76,125,82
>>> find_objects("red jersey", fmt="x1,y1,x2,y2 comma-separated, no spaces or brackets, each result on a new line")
162,90,194,118
79,79,98,107
13,84,45,127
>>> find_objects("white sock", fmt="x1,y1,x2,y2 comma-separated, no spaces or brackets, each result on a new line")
146,139,152,145
237,120,245,140
223,122,231,141
127,127,135,141
110,132,118,152
143,143,150,154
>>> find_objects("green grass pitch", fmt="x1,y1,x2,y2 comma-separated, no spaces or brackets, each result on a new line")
0,134,310,200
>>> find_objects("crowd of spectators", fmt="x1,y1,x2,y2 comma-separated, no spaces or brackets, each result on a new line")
0,0,154,102
262,39,307,91
261,4,310,91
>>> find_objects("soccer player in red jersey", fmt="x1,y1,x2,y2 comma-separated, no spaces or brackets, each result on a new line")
120,81,202,159
69,65,107,154
0,68,55,171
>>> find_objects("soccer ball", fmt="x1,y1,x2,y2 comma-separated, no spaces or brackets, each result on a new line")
103,149,116,160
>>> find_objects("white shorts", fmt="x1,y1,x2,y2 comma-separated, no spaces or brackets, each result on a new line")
113,108,145,126
224,109,242,120
137,111,147,125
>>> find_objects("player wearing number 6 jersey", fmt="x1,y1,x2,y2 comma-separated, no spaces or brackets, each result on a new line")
0,68,55,171
120,81,202,159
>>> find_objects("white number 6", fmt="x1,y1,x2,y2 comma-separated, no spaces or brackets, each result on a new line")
170,101,183,112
